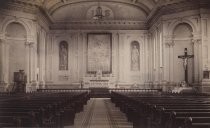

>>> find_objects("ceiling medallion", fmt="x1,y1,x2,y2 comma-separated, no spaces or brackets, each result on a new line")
93,0,105,20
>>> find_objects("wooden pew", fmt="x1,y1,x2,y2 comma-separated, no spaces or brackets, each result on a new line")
0,91,90,127
111,91,210,128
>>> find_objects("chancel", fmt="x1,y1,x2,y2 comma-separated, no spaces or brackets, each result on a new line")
0,0,210,127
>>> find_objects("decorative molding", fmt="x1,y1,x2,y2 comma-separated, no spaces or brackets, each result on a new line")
2,1,40,14
50,20,148,30
191,39,202,45
25,41,34,46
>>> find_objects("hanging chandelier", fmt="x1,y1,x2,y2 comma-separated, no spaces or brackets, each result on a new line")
93,0,104,20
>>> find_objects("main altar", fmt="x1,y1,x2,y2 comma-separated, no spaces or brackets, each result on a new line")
83,70,116,88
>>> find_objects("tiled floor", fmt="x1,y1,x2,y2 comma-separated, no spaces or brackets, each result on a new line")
66,98,133,128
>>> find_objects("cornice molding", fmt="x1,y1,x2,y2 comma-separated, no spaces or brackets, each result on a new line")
50,20,148,30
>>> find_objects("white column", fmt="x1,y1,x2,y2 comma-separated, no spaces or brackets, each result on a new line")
4,41,9,86
118,33,125,83
29,42,37,84
49,35,54,82
0,39,4,83
24,41,36,89
82,33,86,76
192,39,199,83
0,39,9,90
169,41,175,83
25,42,31,91
163,42,170,82
197,40,202,82
39,30,46,87
78,33,83,82
144,33,149,84
148,33,153,83
112,33,117,78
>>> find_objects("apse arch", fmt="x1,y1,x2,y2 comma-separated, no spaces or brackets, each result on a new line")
168,19,197,36
173,23,193,38
1,18,31,40
172,22,194,84
5,21,28,84
5,22,27,39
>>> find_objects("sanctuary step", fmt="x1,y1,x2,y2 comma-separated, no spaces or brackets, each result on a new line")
89,88,110,98
66,98,133,128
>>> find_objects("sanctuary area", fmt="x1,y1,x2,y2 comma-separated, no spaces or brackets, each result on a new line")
0,0,210,127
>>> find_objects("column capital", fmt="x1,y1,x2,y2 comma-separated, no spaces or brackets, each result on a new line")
25,42,35,46
165,43,170,47
165,40,174,47
192,39,202,45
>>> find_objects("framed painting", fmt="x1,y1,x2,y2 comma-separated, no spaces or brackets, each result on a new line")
87,33,112,74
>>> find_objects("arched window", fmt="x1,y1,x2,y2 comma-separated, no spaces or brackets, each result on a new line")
59,41,68,70
131,41,140,71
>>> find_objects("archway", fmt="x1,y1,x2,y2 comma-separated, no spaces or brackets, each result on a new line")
173,23,194,83
5,22,27,85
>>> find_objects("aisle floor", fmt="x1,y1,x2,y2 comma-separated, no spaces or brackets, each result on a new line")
66,98,133,128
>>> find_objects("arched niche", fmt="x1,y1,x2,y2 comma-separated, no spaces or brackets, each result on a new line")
5,22,27,84
59,41,68,70
5,22,26,38
130,41,140,71
173,23,193,38
172,23,194,83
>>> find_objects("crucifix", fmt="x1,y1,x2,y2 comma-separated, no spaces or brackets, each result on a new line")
178,48,194,84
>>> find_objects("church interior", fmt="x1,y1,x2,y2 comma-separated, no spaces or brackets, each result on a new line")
0,0,210,127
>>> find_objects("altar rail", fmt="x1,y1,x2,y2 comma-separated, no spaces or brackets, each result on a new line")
109,88,162,93
37,88,162,92
37,89,90,93
37,88,162,98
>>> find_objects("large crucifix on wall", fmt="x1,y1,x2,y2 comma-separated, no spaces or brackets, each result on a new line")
178,48,194,84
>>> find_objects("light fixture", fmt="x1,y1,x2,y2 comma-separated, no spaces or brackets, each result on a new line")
93,0,104,20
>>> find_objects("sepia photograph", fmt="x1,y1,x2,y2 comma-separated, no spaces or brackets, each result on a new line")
0,0,210,127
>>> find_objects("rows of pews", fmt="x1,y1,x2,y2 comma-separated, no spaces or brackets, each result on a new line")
0,91,90,127
111,91,210,128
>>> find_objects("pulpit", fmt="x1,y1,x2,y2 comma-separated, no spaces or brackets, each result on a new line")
13,70,27,93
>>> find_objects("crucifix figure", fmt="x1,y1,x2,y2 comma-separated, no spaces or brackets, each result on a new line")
178,48,194,84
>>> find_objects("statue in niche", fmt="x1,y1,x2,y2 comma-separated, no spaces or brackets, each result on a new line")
131,41,140,71
59,41,68,70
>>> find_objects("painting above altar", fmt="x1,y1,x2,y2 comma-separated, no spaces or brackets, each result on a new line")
87,33,112,74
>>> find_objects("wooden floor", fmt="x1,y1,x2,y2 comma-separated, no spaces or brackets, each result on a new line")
65,98,133,128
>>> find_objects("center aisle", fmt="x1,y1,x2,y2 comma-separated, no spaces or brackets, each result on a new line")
67,98,133,128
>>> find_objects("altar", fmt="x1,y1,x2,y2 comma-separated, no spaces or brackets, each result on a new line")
83,71,116,88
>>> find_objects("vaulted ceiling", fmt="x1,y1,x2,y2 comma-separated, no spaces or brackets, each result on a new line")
10,0,163,21
40,0,161,22
3,0,195,22
43,0,158,15
2,0,208,30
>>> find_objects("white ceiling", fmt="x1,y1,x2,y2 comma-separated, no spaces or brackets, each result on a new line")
39,0,160,21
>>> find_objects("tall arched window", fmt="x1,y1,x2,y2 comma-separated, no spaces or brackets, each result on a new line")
131,41,140,71
59,41,68,70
